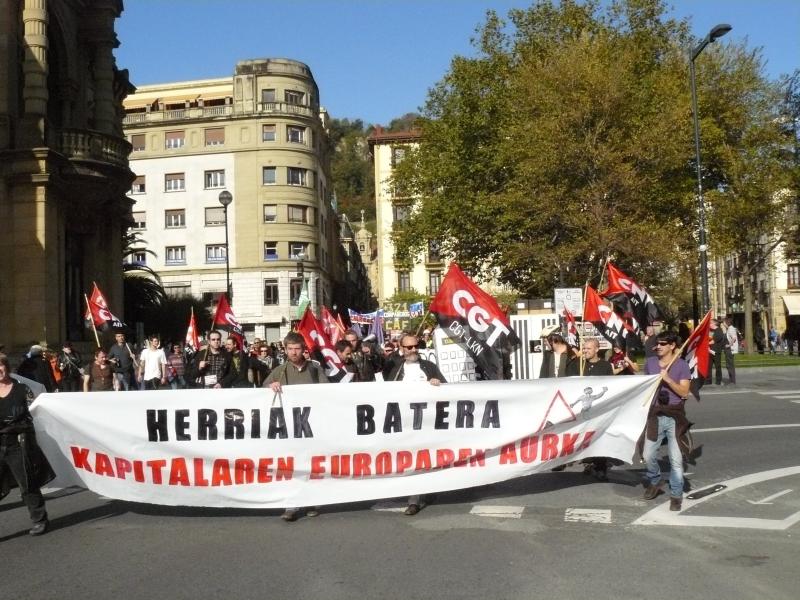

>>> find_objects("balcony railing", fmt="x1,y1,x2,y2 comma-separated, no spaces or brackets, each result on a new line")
57,128,131,167
123,105,234,125
258,102,314,117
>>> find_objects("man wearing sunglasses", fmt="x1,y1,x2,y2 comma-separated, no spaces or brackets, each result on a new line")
186,330,231,389
642,331,691,512
384,333,446,515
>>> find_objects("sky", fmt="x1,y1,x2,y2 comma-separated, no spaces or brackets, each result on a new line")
115,1,800,126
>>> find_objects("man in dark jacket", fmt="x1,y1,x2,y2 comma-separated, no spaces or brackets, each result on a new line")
16,345,56,393
384,333,445,515
222,337,252,388
186,330,231,388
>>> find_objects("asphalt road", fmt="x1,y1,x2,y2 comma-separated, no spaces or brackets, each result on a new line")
2,367,798,600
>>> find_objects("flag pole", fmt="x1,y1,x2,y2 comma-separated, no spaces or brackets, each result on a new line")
415,310,432,337
85,294,101,348
579,284,587,376
598,256,610,293
664,310,712,371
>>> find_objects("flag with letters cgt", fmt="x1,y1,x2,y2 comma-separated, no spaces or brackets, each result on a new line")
429,263,519,380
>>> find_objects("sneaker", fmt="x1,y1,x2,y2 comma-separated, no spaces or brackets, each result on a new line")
29,520,49,536
281,509,298,522
404,503,420,516
669,496,682,511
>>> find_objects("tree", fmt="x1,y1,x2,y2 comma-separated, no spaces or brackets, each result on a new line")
392,0,699,309
328,118,375,223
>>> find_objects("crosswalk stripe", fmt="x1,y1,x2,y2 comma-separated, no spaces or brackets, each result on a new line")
470,505,524,518
370,500,407,513
564,508,612,523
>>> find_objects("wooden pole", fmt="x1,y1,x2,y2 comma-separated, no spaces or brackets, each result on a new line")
579,284,587,376
414,310,432,337
85,294,101,348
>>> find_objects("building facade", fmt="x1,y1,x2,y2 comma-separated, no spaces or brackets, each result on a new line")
0,0,134,349
368,128,445,306
123,59,352,342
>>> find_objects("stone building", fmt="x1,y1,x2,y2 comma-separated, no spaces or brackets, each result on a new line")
0,0,134,349
123,59,371,342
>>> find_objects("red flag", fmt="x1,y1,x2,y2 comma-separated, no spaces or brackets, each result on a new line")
603,262,662,331
297,306,346,378
682,310,712,381
321,306,343,345
584,286,628,346
429,263,519,380
212,294,243,346
84,283,125,330
185,308,200,351
561,303,579,348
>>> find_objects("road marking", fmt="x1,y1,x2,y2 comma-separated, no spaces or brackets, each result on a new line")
772,394,800,399
370,500,407,513
634,466,800,530
756,390,800,396
693,424,800,433
470,505,524,519
747,489,793,505
564,508,611,524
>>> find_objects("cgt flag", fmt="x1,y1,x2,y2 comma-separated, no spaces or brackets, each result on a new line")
297,306,348,381
682,310,712,400
212,294,243,347
562,303,579,348
603,262,662,333
185,308,200,352
429,263,519,380
84,283,125,331
321,306,344,345
584,286,629,347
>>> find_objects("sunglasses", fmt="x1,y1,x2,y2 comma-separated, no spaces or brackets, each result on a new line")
656,341,672,346
401,344,418,350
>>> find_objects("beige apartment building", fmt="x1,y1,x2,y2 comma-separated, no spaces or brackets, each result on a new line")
123,58,371,342
0,0,134,349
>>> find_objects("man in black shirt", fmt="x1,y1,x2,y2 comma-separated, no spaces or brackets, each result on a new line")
107,332,136,391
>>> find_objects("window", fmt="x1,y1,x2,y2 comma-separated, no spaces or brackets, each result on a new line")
289,241,308,260
131,175,146,194
204,169,225,189
165,285,191,298
262,124,276,141
262,167,276,185
427,240,442,262
132,212,146,230
165,246,186,265
261,88,276,104
789,264,800,289
205,244,227,263
288,205,307,223
285,90,305,105
205,207,225,226
287,167,306,186
131,134,145,152
391,146,407,167
287,126,305,144
264,279,279,305
204,128,224,146
398,271,411,292
392,205,410,222
289,278,303,305
165,130,185,149
131,251,147,265
165,173,185,192
428,271,442,295
264,241,278,261
263,204,277,223
165,209,185,228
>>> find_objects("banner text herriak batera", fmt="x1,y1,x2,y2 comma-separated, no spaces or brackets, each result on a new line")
145,400,502,442
69,429,596,487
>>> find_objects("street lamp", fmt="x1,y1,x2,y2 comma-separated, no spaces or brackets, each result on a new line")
218,190,233,302
690,23,732,316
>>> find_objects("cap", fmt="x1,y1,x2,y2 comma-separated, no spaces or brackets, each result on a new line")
540,324,560,337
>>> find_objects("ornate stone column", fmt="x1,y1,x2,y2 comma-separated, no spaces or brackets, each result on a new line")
21,0,48,143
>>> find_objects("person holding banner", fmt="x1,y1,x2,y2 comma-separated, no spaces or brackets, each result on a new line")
384,333,445,516
642,331,691,511
265,332,329,521
0,354,53,535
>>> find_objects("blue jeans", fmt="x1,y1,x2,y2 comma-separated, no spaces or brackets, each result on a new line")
642,415,683,498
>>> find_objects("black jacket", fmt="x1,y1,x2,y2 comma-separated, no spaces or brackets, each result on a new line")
185,348,232,387
16,355,56,393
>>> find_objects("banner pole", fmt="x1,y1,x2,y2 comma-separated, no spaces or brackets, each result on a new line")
579,285,587,376
415,310,432,337
85,294,101,348
598,256,610,293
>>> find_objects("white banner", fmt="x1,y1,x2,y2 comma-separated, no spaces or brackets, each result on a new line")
31,376,660,508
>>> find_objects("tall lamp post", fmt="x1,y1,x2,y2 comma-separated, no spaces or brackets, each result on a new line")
218,190,233,302
690,23,732,316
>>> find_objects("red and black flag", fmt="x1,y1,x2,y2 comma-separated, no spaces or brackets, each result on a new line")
682,310,712,400
584,286,629,346
603,262,662,333
185,307,200,352
296,306,348,381
429,263,519,380
212,294,243,347
84,283,125,331
561,303,579,348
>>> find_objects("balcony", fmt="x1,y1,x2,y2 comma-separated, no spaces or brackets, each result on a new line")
123,105,234,125
57,128,131,168
258,102,314,118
